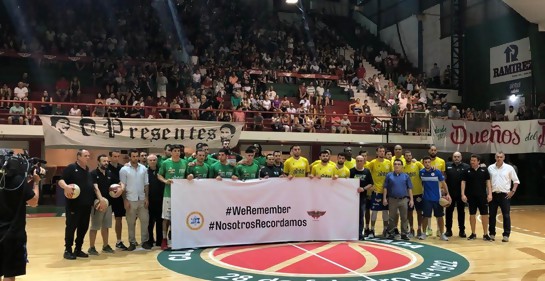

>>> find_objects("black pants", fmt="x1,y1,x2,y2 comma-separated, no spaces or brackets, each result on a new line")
64,205,92,251
445,195,465,233
148,200,163,246
358,196,366,238
489,192,511,237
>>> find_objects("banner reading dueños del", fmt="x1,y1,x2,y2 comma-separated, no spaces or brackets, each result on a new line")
40,115,243,148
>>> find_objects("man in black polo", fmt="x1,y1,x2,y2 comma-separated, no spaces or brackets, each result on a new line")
107,150,128,250
461,154,493,241
259,154,284,178
147,154,165,247
350,155,374,240
444,151,469,238
58,149,95,260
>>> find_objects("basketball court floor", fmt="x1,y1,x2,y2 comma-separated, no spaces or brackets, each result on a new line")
23,205,545,281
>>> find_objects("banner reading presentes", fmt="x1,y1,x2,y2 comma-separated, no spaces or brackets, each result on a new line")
490,37,532,84
431,119,545,153
171,178,359,249
40,115,243,148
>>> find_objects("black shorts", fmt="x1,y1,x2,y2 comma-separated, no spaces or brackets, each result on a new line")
468,196,489,215
0,236,27,277
110,197,126,217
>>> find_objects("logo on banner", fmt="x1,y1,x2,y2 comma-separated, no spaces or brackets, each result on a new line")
157,238,469,280
307,210,326,220
504,44,518,63
186,211,204,230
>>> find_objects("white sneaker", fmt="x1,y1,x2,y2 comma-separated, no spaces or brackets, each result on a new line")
418,234,427,240
440,234,449,241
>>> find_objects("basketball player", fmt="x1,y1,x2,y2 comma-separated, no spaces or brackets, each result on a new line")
284,145,310,178
311,151,336,178
367,146,392,238
403,150,424,237
419,157,450,241
424,145,446,237
334,153,351,178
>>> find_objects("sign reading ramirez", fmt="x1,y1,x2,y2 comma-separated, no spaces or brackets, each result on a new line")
40,115,243,148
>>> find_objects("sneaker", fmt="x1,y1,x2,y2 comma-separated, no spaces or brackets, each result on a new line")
459,231,467,238
87,246,99,255
394,228,400,235
102,245,114,253
409,229,415,238
368,230,375,239
161,238,169,250
382,229,388,237
418,234,427,240
417,229,422,237
358,235,365,241
467,233,477,240
142,241,153,250
127,243,136,251
502,236,509,242
386,233,395,240
63,250,76,260
426,227,433,236
401,234,410,241
116,241,128,250
75,250,89,258
440,234,449,241
483,234,493,241
490,234,496,241
444,230,453,237
363,228,370,237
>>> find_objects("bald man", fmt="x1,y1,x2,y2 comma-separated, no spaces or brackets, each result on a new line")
444,151,470,238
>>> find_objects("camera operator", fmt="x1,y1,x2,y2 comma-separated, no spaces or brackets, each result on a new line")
0,157,42,281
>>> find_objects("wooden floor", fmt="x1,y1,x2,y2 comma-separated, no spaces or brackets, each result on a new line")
23,205,545,281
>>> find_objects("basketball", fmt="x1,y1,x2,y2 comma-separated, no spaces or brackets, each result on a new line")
439,196,451,207
69,184,80,199
109,183,121,198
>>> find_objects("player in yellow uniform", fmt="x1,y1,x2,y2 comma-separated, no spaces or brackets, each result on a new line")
343,147,357,170
334,153,351,178
284,145,310,178
403,150,425,237
311,151,336,178
422,145,446,236
391,145,407,167
367,146,392,238
310,149,334,169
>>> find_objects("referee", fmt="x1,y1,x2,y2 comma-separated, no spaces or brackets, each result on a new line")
259,154,284,178
444,152,469,238
461,154,493,241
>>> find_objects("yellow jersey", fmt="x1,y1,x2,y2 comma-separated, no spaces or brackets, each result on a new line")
284,156,310,177
310,159,335,169
334,165,351,178
390,155,407,168
367,158,392,194
311,162,336,178
403,161,425,195
344,158,357,170
430,157,446,173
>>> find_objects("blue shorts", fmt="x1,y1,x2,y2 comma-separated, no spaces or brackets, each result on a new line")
422,199,444,218
371,193,388,211
409,194,424,211
365,196,372,210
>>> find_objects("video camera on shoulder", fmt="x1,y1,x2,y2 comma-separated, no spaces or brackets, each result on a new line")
0,149,47,179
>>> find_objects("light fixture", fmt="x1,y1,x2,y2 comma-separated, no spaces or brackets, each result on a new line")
509,94,518,102
286,0,298,4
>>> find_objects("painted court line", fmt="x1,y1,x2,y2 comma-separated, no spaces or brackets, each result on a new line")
477,215,545,240
288,242,376,281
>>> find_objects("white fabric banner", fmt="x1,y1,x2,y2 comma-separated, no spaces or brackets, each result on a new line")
490,37,532,84
39,115,243,149
431,118,545,153
171,178,359,249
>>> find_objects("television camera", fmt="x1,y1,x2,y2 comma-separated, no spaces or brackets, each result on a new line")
0,149,47,190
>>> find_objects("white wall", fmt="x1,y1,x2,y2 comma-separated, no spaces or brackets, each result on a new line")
379,16,419,68
422,5,451,76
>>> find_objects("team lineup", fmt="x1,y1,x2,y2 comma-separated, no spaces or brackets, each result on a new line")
58,141,520,260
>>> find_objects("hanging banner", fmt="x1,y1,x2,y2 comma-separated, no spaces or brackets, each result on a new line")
171,178,359,249
431,119,545,153
490,37,532,84
39,115,243,149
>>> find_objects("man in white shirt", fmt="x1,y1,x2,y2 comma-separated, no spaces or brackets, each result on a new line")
504,106,517,121
487,151,520,242
14,82,29,100
105,93,120,105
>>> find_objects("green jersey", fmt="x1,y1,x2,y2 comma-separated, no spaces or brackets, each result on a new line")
236,163,260,180
255,156,267,168
187,163,211,179
159,158,188,197
211,162,236,179
188,155,218,167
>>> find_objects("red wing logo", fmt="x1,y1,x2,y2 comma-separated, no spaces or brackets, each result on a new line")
307,210,326,220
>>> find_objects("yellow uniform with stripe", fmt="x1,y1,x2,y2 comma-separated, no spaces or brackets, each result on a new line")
403,161,425,195
283,157,310,177
311,162,336,178
367,159,393,194
334,164,351,178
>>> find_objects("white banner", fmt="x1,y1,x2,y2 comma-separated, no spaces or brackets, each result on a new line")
39,115,243,149
171,178,359,249
490,37,532,84
431,119,545,153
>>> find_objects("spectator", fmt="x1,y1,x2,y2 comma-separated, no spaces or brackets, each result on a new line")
40,91,53,115
253,112,264,131
504,106,517,121
156,71,168,98
69,105,82,117
363,100,372,116
391,99,400,132
24,99,37,125
14,82,28,100
56,76,70,101
448,105,461,120
69,76,81,101
106,93,120,105
324,88,333,106
1,84,12,108
331,111,341,133
8,101,25,125
340,114,353,134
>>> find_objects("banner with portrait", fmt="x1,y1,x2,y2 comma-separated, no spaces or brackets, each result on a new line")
39,115,243,149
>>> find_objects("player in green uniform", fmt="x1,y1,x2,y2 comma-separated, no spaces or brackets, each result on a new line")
157,144,172,168
236,147,260,180
210,148,238,180
186,149,211,179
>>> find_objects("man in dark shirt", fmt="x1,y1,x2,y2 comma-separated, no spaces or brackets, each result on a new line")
273,150,284,170
147,154,165,246
259,154,284,178
444,152,470,238
58,149,95,260
0,164,40,279
107,150,128,250
461,154,493,241
350,155,374,240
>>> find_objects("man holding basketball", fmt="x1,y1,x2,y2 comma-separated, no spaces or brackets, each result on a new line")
88,154,122,255
58,149,94,260
419,156,450,241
